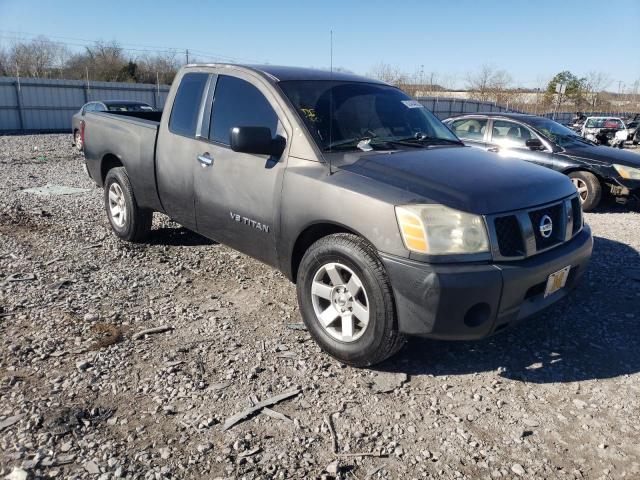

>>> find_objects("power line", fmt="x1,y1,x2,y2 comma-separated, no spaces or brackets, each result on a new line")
0,30,263,64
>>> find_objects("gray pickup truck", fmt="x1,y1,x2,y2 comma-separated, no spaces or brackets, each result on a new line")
82,64,593,366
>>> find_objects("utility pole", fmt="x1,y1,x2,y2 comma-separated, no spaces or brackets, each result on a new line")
185,49,189,64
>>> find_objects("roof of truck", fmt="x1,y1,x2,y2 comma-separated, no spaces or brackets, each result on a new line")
185,63,386,84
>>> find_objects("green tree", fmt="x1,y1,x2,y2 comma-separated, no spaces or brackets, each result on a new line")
546,71,588,109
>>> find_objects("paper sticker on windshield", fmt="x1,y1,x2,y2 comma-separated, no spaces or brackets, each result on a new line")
401,100,424,109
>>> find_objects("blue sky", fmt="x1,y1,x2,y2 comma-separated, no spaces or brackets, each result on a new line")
1,0,638,90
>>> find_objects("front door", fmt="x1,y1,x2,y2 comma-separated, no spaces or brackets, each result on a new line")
193,73,289,267
487,118,556,169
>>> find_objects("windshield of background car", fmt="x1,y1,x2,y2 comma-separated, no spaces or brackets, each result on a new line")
527,117,593,148
107,104,154,112
278,80,459,150
585,118,624,129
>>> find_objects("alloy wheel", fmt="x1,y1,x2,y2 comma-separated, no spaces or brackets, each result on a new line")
108,182,127,228
310,262,370,343
75,132,83,151
571,178,588,203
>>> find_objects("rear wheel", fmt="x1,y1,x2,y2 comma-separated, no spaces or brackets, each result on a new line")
74,130,83,151
569,171,601,212
104,167,152,242
296,233,405,367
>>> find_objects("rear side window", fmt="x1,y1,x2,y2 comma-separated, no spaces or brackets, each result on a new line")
169,72,209,137
449,118,487,142
210,75,278,145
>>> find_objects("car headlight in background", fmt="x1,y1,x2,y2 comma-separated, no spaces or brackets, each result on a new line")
395,204,489,255
613,164,640,180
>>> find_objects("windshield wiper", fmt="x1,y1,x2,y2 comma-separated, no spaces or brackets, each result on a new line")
324,135,419,151
395,135,464,146
324,133,463,151
324,136,375,151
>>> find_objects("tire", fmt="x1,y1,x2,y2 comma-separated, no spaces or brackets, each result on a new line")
568,171,601,212
104,167,152,242
74,130,83,151
296,233,405,367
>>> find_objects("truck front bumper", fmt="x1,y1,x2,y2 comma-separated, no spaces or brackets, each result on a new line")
381,225,593,339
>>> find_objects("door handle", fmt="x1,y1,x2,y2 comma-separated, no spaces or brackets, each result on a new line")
487,147,500,152
197,153,213,167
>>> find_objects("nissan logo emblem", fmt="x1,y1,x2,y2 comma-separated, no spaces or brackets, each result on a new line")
539,214,553,238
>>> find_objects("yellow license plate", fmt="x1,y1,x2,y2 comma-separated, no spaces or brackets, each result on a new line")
544,266,571,297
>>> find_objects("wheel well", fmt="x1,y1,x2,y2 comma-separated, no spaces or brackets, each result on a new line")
290,223,359,282
101,154,124,184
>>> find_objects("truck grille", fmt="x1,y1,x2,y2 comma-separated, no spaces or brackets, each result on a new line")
494,215,525,256
488,194,583,261
528,203,564,250
571,197,582,234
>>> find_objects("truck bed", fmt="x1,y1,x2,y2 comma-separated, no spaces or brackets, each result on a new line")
83,110,163,211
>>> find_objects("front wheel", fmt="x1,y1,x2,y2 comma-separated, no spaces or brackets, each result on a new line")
296,233,405,367
104,167,152,242
569,171,601,212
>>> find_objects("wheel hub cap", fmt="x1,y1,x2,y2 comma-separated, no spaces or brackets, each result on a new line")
311,262,370,343
571,178,588,202
108,183,127,228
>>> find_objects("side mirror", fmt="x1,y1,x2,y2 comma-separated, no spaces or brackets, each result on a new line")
230,126,285,157
525,138,544,150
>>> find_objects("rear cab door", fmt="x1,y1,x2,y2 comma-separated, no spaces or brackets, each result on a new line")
156,70,212,229
446,116,488,149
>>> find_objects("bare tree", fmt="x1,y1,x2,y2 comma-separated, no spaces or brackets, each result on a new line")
7,36,70,78
136,52,180,85
85,40,129,81
0,45,9,76
585,71,612,109
465,64,512,103
368,62,407,85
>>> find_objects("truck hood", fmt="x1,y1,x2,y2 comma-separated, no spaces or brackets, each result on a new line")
335,146,575,215
563,145,640,168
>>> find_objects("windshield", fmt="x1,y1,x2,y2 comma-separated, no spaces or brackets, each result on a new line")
107,103,154,112
527,117,593,148
278,80,460,150
585,118,624,129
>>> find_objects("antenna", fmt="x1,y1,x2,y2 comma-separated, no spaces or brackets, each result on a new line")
328,29,334,173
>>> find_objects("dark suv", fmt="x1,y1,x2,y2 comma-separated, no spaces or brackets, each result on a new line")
444,113,640,211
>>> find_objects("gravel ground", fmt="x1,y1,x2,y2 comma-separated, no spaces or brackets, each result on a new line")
1,134,639,480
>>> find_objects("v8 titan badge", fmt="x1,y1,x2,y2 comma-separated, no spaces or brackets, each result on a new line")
544,266,571,297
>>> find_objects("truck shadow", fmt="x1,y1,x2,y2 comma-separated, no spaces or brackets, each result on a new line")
147,227,216,247
377,236,640,384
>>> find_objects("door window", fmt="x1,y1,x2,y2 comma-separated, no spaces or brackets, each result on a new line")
448,118,487,142
169,72,209,137
491,120,535,148
209,75,278,145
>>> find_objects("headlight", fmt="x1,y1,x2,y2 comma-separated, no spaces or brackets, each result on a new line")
395,204,489,255
613,164,640,180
